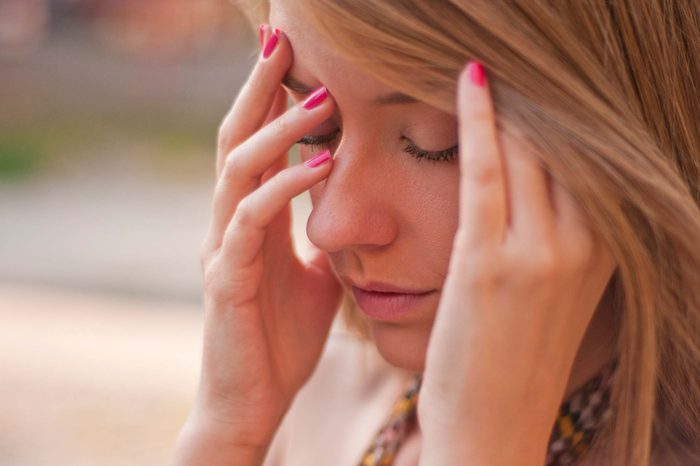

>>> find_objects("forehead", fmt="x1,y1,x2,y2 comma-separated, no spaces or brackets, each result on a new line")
269,0,393,102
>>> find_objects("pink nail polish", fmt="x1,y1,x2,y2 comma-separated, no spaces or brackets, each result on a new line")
467,61,486,87
262,29,279,59
304,149,332,168
258,24,265,47
302,86,328,110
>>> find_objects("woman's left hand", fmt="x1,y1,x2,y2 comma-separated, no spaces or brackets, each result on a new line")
416,61,618,466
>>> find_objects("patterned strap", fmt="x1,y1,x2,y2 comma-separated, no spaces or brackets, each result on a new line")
357,359,618,466
545,358,618,465
358,375,422,466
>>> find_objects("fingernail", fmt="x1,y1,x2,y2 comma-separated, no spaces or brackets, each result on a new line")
258,24,266,47
304,149,332,168
302,86,328,110
262,28,280,59
467,60,486,87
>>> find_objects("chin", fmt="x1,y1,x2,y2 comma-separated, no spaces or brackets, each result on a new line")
367,321,430,373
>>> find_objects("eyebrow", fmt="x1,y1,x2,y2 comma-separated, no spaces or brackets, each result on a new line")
282,74,417,106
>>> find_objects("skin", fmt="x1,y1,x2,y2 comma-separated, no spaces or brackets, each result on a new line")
275,15,461,371
270,2,619,465
269,0,617,399
170,1,619,465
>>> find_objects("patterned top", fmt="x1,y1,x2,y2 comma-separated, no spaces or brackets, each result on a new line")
358,359,618,466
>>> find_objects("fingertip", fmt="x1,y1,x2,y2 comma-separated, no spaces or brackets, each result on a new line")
261,26,287,58
304,149,332,169
458,60,487,98
262,28,279,59
467,60,486,87
260,27,293,72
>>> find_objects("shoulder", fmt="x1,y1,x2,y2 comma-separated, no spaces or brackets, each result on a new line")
263,316,413,466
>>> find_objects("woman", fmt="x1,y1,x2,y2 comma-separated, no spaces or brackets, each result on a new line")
170,1,700,465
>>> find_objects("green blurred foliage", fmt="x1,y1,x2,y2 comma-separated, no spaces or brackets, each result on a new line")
0,136,47,181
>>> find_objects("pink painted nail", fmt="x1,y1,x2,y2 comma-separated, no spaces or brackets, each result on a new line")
304,149,332,168
302,86,328,110
467,61,486,87
262,29,279,59
258,24,265,47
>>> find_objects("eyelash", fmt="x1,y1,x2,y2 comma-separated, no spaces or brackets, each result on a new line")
295,130,458,164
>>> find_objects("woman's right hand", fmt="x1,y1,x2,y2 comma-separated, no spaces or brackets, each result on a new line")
188,26,343,450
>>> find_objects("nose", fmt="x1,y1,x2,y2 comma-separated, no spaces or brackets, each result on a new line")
306,142,399,253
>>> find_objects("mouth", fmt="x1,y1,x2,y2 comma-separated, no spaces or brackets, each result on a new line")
345,278,437,322
341,276,434,295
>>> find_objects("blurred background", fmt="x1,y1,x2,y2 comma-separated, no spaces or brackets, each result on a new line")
0,1,310,464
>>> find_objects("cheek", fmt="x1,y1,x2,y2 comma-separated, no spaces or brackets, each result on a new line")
411,180,461,272
415,190,459,264
306,150,460,272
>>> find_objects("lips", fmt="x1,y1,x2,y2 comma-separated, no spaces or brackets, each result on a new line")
341,276,434,295
348,282,436,322
338,275,436,321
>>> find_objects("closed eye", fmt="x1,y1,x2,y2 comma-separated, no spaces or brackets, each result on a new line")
295,129,340,149
296,130,458,163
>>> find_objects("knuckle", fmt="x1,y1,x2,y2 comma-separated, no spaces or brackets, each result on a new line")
232,197,255,229
264,170,286,194
565,235,595,270
204,277,232,309
222,149,242,179
454,249,506,289
271,113,290,134
245,69,267,92
202,257,223,297
217,113,242,159
202,258,246,309
505,241,558,280
217,117,231,149
468,158,500,185
467,265,506,292
524,247,559,278
469,106,491,124
199,236,217,273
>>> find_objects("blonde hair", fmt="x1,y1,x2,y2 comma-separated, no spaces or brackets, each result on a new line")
238,1,700,464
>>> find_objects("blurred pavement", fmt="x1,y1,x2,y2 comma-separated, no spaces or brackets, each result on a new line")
0,284,200,466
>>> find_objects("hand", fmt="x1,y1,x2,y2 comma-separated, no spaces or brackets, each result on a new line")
191,26,342,449
416,61,618,465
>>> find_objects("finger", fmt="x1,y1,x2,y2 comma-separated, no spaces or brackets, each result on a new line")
551,177,587,236
261,88,293,249
550,176,607,269
261,87,290,184
501,134,554,237
552,179,618,306
233,87,332,180
206,88,334,252
457,60,507,248
216,26,292,178
220,150,333,270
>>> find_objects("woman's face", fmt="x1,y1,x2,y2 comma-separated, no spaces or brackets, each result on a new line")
271,1,460,372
